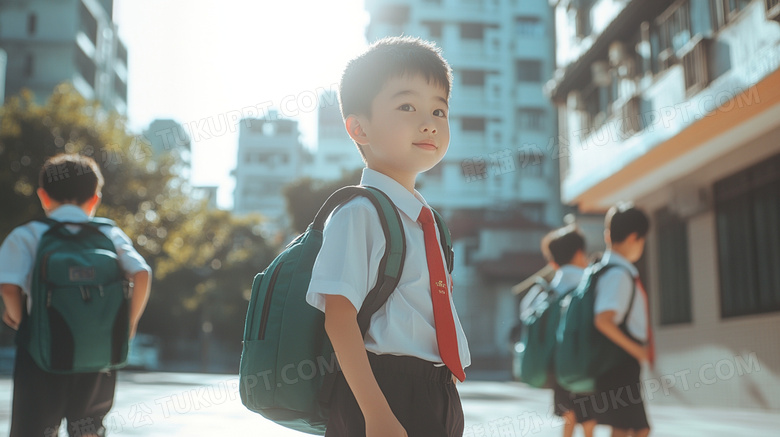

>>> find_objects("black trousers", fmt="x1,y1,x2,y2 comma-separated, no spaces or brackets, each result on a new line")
10,347,116,437
593,358,650,431
325,353,464,437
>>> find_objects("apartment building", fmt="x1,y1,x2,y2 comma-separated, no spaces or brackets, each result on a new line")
0,0,128,113
548,0,780,409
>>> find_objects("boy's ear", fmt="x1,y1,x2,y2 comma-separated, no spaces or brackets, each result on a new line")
37,188,52,211
345,115,369,146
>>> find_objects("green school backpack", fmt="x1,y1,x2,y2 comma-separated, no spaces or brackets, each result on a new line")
238,186,453,436
513,278,576,389
554,263,636,393
17,218,131,373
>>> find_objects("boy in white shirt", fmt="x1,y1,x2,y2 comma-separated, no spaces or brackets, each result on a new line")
305,36,470,437
0,154,151,437
593,203,652,437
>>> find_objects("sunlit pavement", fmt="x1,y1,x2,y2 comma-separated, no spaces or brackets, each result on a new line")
0,372,778,436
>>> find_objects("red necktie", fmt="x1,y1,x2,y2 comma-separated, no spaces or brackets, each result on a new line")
418,207,466,382
635,278,655,368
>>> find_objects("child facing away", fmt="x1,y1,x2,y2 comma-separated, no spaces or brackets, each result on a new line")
593,203,653,437
535,225,598,437
305,36,470,437
0,154,152,437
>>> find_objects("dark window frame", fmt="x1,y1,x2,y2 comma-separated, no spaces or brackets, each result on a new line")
656,208,693,325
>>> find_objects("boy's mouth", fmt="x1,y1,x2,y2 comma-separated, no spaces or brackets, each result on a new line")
413,141,437,150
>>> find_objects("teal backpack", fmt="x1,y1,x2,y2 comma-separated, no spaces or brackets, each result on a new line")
239,186,453,435
554,263,636,393
18,218,130,373
514,278,576,388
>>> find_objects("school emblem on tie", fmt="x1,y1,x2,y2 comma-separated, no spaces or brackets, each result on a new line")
436,280,447,294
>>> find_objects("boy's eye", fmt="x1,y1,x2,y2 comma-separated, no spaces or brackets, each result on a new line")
398,104,415,112
434,109,447,117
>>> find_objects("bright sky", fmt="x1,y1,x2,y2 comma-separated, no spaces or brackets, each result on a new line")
113,0,369,208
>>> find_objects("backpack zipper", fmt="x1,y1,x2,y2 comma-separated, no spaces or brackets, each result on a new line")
257,263,283,340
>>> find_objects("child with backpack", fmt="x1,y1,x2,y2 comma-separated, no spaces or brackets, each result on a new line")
304,36,469,437
0,154,151,437
533,225,598,437
592,203,652,437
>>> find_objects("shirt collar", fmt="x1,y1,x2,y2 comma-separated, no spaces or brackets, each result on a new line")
602,250,638,277
550,264,584,290
48,205,90,223
360,168,427,221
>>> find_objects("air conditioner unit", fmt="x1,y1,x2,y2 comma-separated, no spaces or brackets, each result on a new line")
767,0,780,22
619,96,642,138
609,41,628,66
681,37,711,96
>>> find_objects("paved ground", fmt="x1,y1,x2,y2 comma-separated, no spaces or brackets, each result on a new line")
0,372,778,436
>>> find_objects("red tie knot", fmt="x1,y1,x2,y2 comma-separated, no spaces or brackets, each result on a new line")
418,207,434,225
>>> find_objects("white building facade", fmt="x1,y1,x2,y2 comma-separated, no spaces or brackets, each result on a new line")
233,115,305,238
0,0,128,114
308,90,365,181
548,0,780,409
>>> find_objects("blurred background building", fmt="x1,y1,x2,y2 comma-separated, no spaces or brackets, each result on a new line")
0,0,129,114
309,90,365,180
233,112,306,238
548,0,780,409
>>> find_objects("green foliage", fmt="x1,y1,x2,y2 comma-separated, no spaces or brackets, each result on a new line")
0,85,276,352
282,169,363,234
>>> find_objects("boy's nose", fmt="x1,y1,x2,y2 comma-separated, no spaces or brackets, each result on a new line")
420,119,437,134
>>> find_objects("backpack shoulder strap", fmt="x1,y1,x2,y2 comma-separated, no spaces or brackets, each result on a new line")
311,185,406,338
431,208,454,274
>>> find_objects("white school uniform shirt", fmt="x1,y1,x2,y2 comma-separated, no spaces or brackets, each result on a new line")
0,205,151,313
549,265,584,298
520,265,583,317
306,168,471,368
593,250,648,342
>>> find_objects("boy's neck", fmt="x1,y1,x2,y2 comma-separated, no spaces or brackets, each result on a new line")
45,201,95,217
367,165,418,194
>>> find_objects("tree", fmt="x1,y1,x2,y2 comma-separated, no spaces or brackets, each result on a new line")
0,85,277,366
282,169,363,234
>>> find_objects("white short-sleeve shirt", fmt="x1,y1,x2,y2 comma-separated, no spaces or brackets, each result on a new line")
0,205,151,313
593,251,648,341
550,265,584,298
306,168,471,367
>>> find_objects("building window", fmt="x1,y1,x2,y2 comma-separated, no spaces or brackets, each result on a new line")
714,153,780,318
23,54,34,77
519,153,544,177
516,60,542,82
462,117,486,132
461,70,485,86
75,44,96,87
27,13,37,36
522,203,545,223
460,23,484,40
655,0,692,71
422,21,442,39
516,108,545,131
79,1,98,47
515,17,544,37
656,209,692,325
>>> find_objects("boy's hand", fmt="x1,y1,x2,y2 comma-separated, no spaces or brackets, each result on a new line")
630,343,649,364
365,411,408,437
2,310,19,330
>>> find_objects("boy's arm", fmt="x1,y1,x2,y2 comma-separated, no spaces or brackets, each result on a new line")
324,295,407,437
594,310,647,363
1,284,24,330
128,269,151,339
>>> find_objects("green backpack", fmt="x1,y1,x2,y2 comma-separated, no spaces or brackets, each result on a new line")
514,278,576,388
18,218,130,373
239,186,453,435
554,263,636,393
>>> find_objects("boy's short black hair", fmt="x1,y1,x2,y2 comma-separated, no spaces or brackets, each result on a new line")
339,36,452,121
605,202,650,243
39,154,104,205
541,225,586,266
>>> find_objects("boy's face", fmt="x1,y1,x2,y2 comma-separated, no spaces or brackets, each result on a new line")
355,74,450,181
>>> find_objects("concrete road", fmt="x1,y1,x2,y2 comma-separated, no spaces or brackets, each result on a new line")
0,372,777,436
